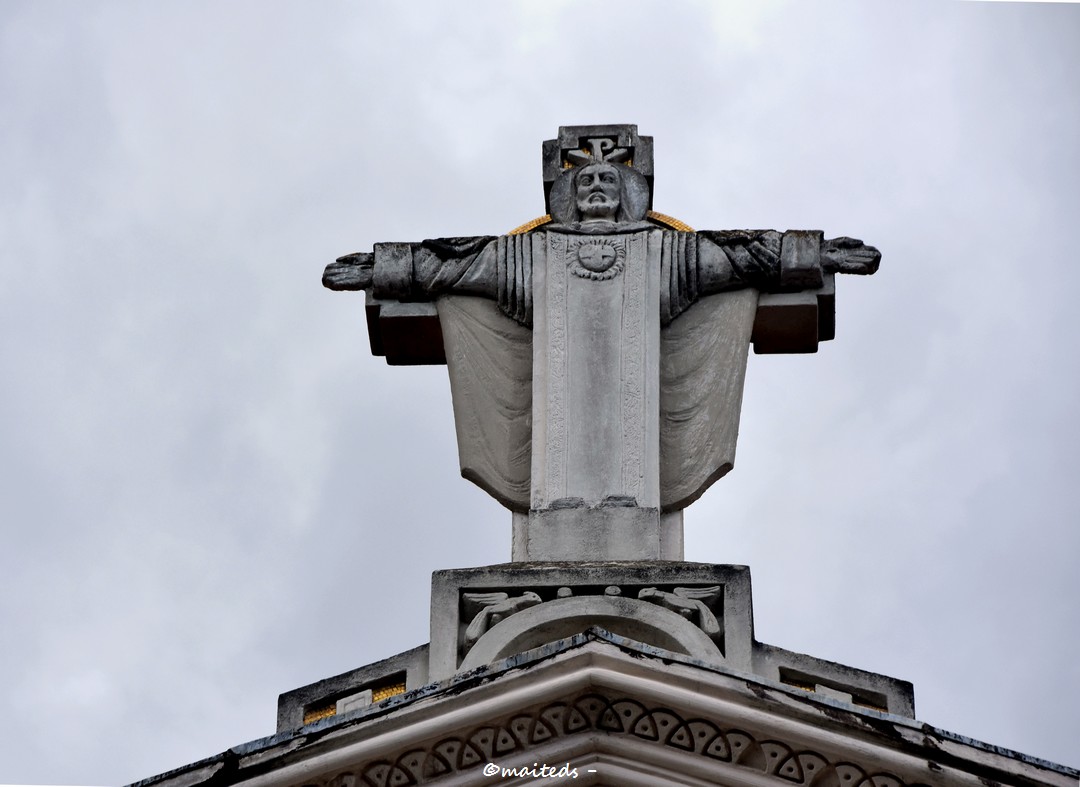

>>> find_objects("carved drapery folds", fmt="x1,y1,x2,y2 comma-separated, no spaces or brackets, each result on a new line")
437,297,532,510
437,232,762,516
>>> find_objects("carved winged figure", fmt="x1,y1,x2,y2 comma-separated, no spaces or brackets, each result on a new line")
462,591,543,647
638,586,722,639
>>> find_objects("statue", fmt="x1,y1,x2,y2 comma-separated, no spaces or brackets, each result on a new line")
325,125,880,561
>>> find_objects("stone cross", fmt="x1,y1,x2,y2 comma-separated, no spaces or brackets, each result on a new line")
325,124,879,562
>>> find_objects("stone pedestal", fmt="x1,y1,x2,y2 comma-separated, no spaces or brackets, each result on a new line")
426,561,915,720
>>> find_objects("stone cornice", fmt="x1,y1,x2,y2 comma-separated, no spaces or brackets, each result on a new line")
202,634,1073,787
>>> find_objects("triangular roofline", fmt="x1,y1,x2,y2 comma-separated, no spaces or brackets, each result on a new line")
132,630,1077,787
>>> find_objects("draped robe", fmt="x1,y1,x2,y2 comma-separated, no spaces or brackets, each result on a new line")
365,223,820,513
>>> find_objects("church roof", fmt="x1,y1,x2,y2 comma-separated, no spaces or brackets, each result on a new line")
130,628,1077,787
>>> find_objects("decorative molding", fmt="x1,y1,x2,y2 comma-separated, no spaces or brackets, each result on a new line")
310,692,933,787
455,583,727,665
542,232,568,504
621,232,648,504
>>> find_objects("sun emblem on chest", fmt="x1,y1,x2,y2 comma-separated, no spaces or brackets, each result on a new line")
567,238,626,281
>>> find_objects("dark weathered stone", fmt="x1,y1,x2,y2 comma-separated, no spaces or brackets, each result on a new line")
322,252,373,290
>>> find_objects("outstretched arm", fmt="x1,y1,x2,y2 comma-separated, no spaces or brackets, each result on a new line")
683,229,881,351
321,236,498,299
697,230,880,295
696,229,784,293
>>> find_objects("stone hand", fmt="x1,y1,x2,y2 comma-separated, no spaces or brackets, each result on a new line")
323,252,375,290
821,236,881,275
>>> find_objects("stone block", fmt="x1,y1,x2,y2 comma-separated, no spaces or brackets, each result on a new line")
522,505,665,562
335,689,372,715
276,644,429,732
543,124,654,211
429,562,755,682
364,293,445,365
752,291,820,354
753,641,915,718
752,273,835,354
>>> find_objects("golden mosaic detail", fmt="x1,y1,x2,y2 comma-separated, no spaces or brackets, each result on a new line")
646,211,694,232
371,680,406,703
509,211,692,235
302,675,407,725
302,702,337,725
508,215,553,235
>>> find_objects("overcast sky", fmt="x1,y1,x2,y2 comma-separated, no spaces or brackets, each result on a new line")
1,1,1078,784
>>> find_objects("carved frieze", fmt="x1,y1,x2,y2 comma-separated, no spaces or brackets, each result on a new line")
308,692,933,787
455,582,727,665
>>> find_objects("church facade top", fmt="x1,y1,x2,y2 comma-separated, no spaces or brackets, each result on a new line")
324,124,881,561
131,127,1080,787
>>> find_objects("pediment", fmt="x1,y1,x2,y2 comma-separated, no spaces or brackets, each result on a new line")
174,635,1068,787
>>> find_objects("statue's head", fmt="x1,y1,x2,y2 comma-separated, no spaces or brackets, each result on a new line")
574,162,622,222
549,159,650,225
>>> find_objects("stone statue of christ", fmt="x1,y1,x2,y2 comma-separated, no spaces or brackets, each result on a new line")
325,129,879,560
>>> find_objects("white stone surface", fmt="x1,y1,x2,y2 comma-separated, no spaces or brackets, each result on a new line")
334,689,372,715
439,296,532,510
530,230,661,512
658,290,758,510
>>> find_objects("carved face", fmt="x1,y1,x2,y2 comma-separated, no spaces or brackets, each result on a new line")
574,163,621,222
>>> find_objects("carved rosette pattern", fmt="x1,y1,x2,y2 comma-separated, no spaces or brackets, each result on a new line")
620,233,647,503
566,237,626,280
305,693,933,787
